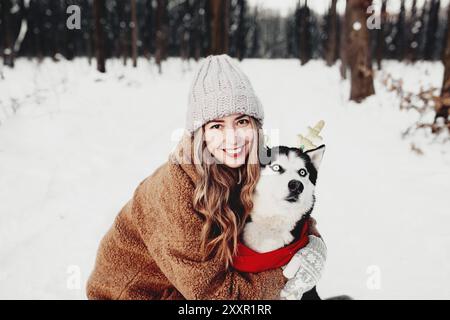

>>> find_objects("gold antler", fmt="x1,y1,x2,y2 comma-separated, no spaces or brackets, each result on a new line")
297,120,325,151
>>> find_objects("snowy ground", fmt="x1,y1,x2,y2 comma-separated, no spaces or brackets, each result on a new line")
0,57,449,299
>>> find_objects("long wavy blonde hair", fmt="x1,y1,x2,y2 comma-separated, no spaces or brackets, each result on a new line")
172,117,265,270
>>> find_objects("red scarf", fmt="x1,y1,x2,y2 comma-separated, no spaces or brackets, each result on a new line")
232,220,310,273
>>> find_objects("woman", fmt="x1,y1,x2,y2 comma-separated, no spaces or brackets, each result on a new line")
86,54,325,300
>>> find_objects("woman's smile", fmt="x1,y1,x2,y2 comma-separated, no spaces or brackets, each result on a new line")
222,143,247,158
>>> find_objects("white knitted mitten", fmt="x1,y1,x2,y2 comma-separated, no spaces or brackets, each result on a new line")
279,235,327,300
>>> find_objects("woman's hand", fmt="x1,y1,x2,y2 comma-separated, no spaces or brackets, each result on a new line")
280,235,327,300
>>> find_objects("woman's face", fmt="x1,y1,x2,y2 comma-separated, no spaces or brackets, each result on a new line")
204,113,255,168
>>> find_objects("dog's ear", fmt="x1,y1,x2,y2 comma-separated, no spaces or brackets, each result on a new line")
259,146,272,167
305,144,325,169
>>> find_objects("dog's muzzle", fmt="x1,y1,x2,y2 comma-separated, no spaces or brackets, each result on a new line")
285,180,303,202
288,179,303,193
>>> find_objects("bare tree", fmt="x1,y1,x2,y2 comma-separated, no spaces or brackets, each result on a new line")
406,0,418,62
347,0,375,102
155,0,168,73
376,0,387,69
142,0,154,60
117,0,129,66
82,0,94,65
424,0,440,61
131,0,138,67
248,6,260,58
297,1,311,65
435,4,450,127
326,0,338,66
394,0,406,61
209,0,229,54
191,0,206,61
14,0,29,60
93,0,106,73
1,0,15,67
180,0,192,61
235,0,246,60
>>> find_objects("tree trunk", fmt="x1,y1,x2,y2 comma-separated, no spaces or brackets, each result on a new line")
406,0,417,62
14,0,29,59
1,0,15,67
347,0,375,102
191,0,203,61
28,0,43,61
435,4,450,127
155,0,168,73
424,0,440,61
180,0,191,61
117,0,128,66
236,0,246,60
376,0,387,70
209,0,229,55
49,0,60,61
326,0,338,66
131,0,138,67
298,2,311,65
93,0,106,73
142,0,153,60
395,0,406,61
83,0,93,65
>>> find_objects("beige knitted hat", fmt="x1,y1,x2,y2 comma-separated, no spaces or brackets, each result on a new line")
185,54,264,135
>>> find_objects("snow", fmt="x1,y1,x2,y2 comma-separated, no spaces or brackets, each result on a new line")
0,57,449,299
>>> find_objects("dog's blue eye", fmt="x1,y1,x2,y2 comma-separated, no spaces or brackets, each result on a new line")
298,169,307,177
271,164,281,172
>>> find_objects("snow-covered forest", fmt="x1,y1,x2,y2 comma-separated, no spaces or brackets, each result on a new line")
1,0,449,300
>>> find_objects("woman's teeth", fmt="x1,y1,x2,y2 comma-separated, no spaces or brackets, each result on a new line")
223,147,243,155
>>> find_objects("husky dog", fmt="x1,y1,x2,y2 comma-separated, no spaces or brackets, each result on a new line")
243,144,325,252
242,144,326,300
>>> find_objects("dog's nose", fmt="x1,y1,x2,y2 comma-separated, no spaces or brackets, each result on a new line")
288,180,303,193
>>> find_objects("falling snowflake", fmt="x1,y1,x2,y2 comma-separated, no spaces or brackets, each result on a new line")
353,21,362,31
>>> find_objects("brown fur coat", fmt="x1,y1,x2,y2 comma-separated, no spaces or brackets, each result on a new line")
86,139,288,300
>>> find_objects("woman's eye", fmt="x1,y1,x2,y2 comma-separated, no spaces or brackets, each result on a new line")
210,124,221,129
237,119,249,126
298,169,307,177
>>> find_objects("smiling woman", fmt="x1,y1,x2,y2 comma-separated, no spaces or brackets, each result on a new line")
86,54,292,300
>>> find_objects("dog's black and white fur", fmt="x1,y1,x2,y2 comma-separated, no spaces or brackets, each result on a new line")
242,144,326,300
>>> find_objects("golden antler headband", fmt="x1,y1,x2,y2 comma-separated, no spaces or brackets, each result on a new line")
297,120,325,151
263,120,325,151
